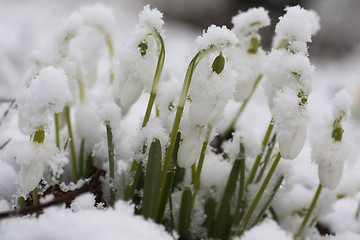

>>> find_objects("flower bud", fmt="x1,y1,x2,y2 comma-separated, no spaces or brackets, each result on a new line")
211,52,225,74
138,41,148,56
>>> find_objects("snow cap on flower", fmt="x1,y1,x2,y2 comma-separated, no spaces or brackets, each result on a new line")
275,6,320,43
78,3,115,35
195,25,238,52
332,89,352,120
232,7,270,37
18,66,72,134
139,5,164,33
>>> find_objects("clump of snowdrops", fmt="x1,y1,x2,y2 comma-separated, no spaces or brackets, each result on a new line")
1,3,356,240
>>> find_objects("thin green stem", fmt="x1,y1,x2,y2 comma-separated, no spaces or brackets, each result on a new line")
65,106,78,182
192,125,212,205
0,139,11,150
295,184,323,238
79,138,85,179
246,119,274,186
106,34,114,84
222,74,263,140
106,121,115,207
32,187,38,206
54,113,60,149
238,152,281,236
142,30,165,128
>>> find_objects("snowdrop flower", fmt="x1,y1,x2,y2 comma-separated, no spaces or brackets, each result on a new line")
312,90,352,190
263,49,314,160
273,5,320,53
187,25,237,126
177,125,206,169
188,52,236,126
230,7,270,101
18,142,51,192
18,66,73,135
115,5,164,114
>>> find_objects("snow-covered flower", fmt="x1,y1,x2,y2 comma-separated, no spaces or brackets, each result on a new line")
115,5,164,114
18,66,72,135
195,25,238,52
272,5,320,53
312,90,352,190
177,125,206,169
188,52,236,126
230,7,270,101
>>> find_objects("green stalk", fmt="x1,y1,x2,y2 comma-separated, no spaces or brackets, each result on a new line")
54,113,60,149
232,143,246,227
79,138,85,179
65,106,78,182
0,139,11,150
246,119,274,186
32,187,38,206
295,184,323,238
222,74,263,140
17,196,26,209
255,134,277,183
106,121,115,207
192,124,212,205
237,152,281,236
106,34,114,84
142,30,165,128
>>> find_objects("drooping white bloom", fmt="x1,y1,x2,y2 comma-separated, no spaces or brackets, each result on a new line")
115,5,164,114
272,88,309,159
312,90,353,190
75,103,102,147
229,8,270,102
272,5,320,53
177,125,205,169
18,142,51,192
18,66,72,134
188,52,236,126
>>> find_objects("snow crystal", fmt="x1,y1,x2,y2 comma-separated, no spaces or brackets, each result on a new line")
332,89,352,119
47,149,69,183
139,5,164,33
0,200,172,240
237,219,292,240
70,193,96,212
0,161,18,201
232,7,270,37
195,25,238,52
275,5,320,44
18,66,72,134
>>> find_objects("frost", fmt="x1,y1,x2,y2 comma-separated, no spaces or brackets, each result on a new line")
47,149,69,183
70,193,96,212
195,25,238,52
232,7,270,37
139,5,164,33
18,66,72,134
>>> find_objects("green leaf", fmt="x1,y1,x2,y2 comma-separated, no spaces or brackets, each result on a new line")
204,197,217,237
251,176,284,227
233,143,246,227
213,157,242,239
142,138,162,220
178,187,192,239
255,134,277,183
156,171,174,224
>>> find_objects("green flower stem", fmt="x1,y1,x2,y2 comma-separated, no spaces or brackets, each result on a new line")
65,106,79,182
17,196,26,209
295,184,323,238
237,152,281,236
142,30,165,128
159,47,215,196
0,139,11,150
54,113,60,149
79,138,85,179
106,34,115,84
222,74,263,140
246,119,274,186
32,187,38,206
192,124,212,205
106,121,115,207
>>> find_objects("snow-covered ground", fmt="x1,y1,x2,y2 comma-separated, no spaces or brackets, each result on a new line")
1,1,360,239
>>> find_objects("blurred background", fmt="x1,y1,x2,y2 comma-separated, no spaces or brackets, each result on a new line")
1,0,360,99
